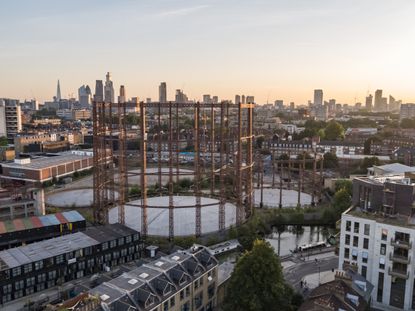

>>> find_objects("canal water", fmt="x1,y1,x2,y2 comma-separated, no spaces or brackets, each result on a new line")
266,225,335,257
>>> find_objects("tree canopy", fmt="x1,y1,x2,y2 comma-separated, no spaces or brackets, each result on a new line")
223,240,296,311
324,120,345,140
323,152,338,169
0,136,8,146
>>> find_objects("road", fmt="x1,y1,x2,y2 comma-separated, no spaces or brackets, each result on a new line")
283,253,338,292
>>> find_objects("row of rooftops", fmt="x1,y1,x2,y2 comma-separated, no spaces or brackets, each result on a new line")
1,151,93,171
85,246,217,311
0,210,85,234
0,223,138,271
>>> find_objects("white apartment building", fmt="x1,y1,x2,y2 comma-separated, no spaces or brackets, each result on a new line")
339,175,415,310
0,99,22,138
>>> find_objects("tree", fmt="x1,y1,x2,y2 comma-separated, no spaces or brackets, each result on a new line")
334,179,352,196
324,120,345,140
0,136,8,146
223,240,294,311
333,188,352,214
360,156,380,173
323,152,338,169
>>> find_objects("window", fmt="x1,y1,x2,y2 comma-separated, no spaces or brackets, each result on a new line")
37,283,45,291
381,229,388,241
353,236,359,247
364,224,370,235
170,296,175,307
379,257,385,270
56,254,64,264
118,238,124,246
181,302,190,311
345,234,350,245
14,290,23,299
208,283,215,299
3,284,12,294
195,293,203,309
362,251,368,263
133,233,139,241
26,287,34,295
12,267,21,277
126,235,132,243
361,265,367,278
23,264,32,274
344,248,350,259
109,240,117,248
363,238,369,249
377,272,384,302
185,286,190,297
2,293,11,304
38,273,46,283
180,290,184,300
380,244,386,255
15,280,24,290
102,242,109,251
346,221,351,231
164,301,169,311
354,222,360,234
48,270,57,280
35,260,43,270
26,276,35,287
352,249,358,261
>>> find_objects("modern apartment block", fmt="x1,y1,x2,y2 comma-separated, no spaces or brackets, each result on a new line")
338,174,415,310
0,224,141,305
0,99,22,138
61,245,218,311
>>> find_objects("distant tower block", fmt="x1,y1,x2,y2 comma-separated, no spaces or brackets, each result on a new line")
56,80,61,101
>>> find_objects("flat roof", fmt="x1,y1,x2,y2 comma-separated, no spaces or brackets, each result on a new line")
0,224,137,270
1,153,92,171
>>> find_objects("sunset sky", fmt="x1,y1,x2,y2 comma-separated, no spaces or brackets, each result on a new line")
1,0,415,105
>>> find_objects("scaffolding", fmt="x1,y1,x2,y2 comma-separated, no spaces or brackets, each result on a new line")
93,101,254,239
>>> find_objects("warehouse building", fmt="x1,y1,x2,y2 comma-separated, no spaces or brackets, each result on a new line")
0,223,141,305
0,151,93,183
0,210,86,250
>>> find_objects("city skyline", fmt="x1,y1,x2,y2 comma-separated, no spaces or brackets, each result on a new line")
1,0,415,104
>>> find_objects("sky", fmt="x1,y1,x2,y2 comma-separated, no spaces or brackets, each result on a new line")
1,0,415,105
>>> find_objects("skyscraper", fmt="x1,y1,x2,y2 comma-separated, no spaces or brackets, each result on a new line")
374,89,383,111
203,95,211,104
235,95,241,105
119,85,126,103
56,80,61,102
159,82,167,103
314,89,323,106
104,72,115,103
365,94,373,111
94,80,104,102
78,85,92,107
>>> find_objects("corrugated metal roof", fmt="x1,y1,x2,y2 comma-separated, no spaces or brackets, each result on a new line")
55,213,68,224
12,219,25,231
30,216,43,228
62,211,85,222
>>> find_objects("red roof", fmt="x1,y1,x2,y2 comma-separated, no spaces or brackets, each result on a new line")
55,213,69,224
30,216,43,228
13,219,25,231
0,222,6,234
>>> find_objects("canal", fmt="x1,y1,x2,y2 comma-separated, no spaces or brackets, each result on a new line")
266,225,336,257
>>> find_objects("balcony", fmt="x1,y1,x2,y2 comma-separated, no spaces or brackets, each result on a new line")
388,267,409,279
389,253,411,265
391,238,412,249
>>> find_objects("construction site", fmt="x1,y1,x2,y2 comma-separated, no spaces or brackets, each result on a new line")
92,99,255,239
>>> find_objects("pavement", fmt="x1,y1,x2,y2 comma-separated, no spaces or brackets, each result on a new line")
283,251,338,294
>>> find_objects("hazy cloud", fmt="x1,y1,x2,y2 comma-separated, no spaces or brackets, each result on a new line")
157,5,209,17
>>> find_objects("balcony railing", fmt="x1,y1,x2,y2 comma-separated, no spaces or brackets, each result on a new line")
388,267,409,279
391,238,412,249
389,253,411,264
